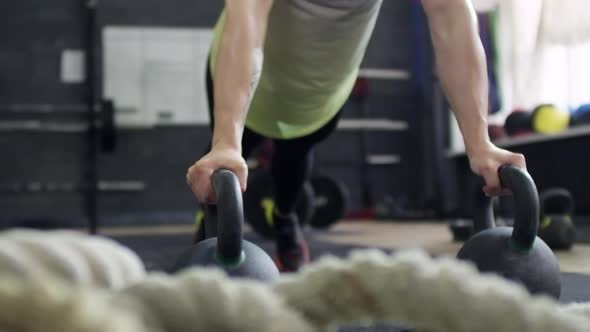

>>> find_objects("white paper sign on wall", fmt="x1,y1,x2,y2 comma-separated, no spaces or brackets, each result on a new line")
61,49,86,84
103,26,213,128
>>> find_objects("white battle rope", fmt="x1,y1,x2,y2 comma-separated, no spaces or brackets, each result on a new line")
0,230,589,332
0,229,146,288
273,250,590,331
112,250,590,332
0,275,147,332
116,270,313,332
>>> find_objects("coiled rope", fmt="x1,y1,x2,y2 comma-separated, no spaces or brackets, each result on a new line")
273,250,590,332
116,270,313,332
0,229,145,288
0,230,589,332
112,250,590,332
0,275,147,332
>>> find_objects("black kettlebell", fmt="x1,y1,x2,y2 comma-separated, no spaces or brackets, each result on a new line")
538,188,576,251
172,169,280,282
457,165,561,299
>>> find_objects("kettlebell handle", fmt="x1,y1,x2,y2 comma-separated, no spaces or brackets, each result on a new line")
211,169,244,263
475,165,540,250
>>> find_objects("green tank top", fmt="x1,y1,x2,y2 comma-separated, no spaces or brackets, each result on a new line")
210,0,382,139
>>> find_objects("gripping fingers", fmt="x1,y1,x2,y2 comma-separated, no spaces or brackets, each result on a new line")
187,165,215,204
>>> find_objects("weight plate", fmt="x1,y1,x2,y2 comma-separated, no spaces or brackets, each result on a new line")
309,176,348,230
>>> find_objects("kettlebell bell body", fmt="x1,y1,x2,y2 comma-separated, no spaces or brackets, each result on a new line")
539,215,576,250
175,238,279,281
457,227,561,297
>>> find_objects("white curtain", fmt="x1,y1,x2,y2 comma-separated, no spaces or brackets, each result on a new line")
540,0,590,45
493,0,590,119
471,0,499,12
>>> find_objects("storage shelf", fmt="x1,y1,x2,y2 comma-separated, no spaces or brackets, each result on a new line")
447,125,590,158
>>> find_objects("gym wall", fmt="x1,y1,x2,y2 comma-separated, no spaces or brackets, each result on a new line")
0,1,422,224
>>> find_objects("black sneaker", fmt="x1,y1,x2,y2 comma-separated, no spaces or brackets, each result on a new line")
272,210,310,272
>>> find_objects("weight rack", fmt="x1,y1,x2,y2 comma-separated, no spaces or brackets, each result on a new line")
0,1,120,234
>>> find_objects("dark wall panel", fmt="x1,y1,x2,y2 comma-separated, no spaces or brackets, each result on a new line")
100,0,223,27
97,127,210,214
363,0,413,69
0,1,86,103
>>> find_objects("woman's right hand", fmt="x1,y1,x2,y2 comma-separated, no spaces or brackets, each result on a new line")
186,146,248,204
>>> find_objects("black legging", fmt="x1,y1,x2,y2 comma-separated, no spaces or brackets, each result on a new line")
205,63,340,215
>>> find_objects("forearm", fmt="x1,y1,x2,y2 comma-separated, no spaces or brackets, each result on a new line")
424,0,490,154
212,2,269,151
